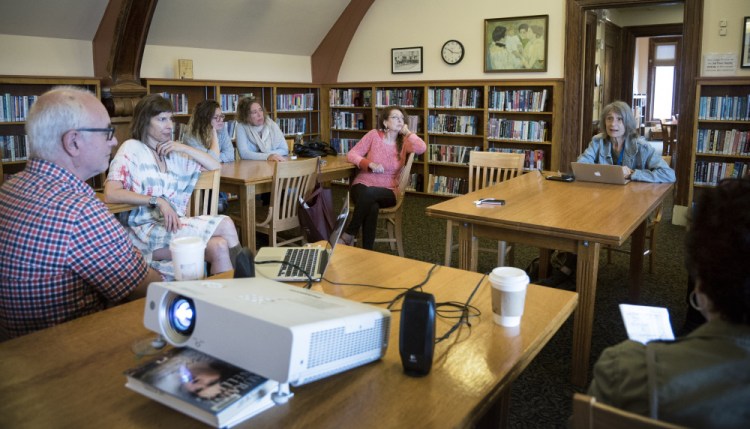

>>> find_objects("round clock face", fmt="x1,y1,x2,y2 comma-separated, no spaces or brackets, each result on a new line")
441,40,464,65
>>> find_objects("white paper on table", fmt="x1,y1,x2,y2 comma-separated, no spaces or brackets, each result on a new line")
619,304,675,345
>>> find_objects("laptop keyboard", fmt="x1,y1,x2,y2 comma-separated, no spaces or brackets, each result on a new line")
279,248,319,278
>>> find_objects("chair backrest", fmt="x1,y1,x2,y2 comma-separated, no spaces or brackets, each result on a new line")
269,157,319,230
571,394,686,429
189,169,221,216
468,151,525,192
394,152,416,202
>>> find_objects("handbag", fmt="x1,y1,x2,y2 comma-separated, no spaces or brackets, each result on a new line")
294,139,336,158
298,182,336,243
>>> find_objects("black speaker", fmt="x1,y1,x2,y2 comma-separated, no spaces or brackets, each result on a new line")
399,290,436,377
234,248,255,278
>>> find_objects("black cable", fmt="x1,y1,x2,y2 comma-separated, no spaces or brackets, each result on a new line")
255,260,314,289
434,273,486,344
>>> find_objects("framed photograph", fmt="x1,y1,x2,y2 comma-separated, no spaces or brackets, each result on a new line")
391,47,423,74
742,17,750,68
484,15,549,72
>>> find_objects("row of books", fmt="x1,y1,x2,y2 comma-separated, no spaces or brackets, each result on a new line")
426,173,468,196
697,95,750,121
488,89,548,112
693,160,749,185
331,137,359,155
277,117,307,135
488,147,546,171
427,88,482,109
427,114,478,135
375,89,421,108
428,144,481,165
1,134,28,161
407,173,423,192
276,93,316,111
329,89,372,107
0,94,38,122
219,94,241,113
159,92,190,114
695,128,750,155
332,111,366,130
487,118,548,142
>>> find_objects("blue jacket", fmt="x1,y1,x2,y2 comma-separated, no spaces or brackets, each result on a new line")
577,135,675,183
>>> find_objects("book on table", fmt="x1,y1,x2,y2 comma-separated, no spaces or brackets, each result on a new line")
124,347,278,428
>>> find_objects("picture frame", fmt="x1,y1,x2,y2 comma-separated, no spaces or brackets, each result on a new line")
742,17,750,69
484,15,549,72
391,47,423,74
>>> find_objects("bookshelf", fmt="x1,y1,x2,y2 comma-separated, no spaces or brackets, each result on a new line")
323,80,563,197
144,79,321,142
689,78,750,205
0,76,102,188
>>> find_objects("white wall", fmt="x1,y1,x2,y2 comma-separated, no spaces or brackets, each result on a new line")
338,0,565,82
141,46,311,82
702,0,750,77
0,35,93,76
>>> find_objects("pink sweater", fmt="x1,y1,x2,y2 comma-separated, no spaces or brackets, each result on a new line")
347,129,427,191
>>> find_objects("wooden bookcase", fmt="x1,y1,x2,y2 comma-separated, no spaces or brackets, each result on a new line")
323,79,563,196
144,79,321,142
0,76,102,188
689,78,750,205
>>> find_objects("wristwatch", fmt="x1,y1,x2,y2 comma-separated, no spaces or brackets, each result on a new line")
148,196,159,208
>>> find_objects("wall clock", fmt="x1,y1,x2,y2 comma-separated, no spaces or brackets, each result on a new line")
441,40,464,65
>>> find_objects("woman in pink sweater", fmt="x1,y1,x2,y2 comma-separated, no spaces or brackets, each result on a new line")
340,106,426,249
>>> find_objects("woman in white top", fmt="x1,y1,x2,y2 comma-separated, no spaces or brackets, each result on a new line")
235,97,288,161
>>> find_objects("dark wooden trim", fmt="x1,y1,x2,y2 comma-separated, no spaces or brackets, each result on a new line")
564,0,702,206
311,0,374,84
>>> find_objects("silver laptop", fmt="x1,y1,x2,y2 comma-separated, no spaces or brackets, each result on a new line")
570,162,630,185
255,195,349,282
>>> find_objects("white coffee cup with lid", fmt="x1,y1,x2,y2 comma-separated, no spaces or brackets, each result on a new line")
489,266,529,327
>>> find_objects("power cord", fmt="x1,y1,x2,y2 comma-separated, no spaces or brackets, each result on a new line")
434,273,485,344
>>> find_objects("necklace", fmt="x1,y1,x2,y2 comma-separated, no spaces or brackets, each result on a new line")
145,142,166,172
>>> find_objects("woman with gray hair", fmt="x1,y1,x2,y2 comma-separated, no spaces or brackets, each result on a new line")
577,101,675,183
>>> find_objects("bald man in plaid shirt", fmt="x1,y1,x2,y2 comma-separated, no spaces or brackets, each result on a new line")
0,87,162,340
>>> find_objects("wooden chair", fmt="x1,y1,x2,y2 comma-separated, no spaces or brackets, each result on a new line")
188,169,221,216
350,152,415,257
571,394,686,429
606,155,671,274
444,151,525,269
661,122,677,158
255,157,318,247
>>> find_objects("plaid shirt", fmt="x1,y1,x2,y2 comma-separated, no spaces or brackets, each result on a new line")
0,159,149,339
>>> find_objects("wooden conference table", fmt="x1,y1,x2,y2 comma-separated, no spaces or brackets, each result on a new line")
425,170,672,387
0,244,577,428
220,155,354,250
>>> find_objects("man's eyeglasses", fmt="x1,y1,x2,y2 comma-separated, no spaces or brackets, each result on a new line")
75,126,115,141
212,114,226,121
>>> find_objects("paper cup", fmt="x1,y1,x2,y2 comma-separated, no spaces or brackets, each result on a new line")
489,266,529,327
169,236,206,281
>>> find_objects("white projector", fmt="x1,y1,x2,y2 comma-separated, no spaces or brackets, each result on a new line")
143,277,390,387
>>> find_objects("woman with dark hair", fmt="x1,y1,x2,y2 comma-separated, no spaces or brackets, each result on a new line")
587,177,750,428
183,99,234,211
339,106,426,249
104,94,241,279
235,96,288,161
577,101,675,183
183,99,235,163
487,25,521,70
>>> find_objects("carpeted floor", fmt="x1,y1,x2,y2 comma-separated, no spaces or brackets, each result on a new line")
331,187,690,428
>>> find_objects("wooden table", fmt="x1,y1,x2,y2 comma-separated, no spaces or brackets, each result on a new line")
95,192,135,214
425,170,672,387
220,155,354,250
0,244,577,428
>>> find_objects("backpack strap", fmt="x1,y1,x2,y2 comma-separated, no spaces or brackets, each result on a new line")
646,342,659,419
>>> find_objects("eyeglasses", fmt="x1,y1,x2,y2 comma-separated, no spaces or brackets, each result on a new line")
212,114,226,121
389,115,404,120
75,126,115,141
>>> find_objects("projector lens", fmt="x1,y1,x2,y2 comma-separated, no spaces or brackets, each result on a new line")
169,296,195,335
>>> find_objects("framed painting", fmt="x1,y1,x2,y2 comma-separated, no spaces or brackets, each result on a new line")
392,47,423,74
742,17,750,68
484,15,548,72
